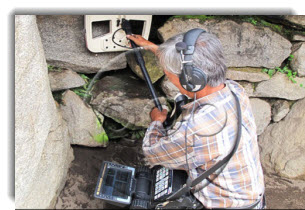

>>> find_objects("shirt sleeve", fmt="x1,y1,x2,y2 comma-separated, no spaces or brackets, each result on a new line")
142,120,192,170
142,105,226,171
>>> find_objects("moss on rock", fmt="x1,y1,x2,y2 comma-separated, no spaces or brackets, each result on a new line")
170,15,220,24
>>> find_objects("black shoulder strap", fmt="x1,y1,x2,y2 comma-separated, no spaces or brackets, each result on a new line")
167,90,242,201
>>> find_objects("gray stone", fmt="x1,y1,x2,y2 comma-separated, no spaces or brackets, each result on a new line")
238,81,255,97
90,71,168,130
254,73,305,100
249,98,271,135
292,34,305,41
36,15,126,73
61,90,108,147
291,42,305,77
15,15,73,209
126,50,164,83
283,15,305,28
272,100,290,122
161,76,180,101
259,97,305,180
227,67,270,82
158,19,291,68
48,69,86,91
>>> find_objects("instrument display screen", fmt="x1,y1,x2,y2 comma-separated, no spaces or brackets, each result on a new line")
94,162,135,205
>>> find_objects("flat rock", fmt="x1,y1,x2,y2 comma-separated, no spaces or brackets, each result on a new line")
283,15,305,28
254,73,305,100
227,67,270,82
158,18,291,68
291,42,305,77
90,71,168,130
36,15,126,73
61,90,108,147
161,76,180,101
48,69,85,91
259,97,305,180
272,100,290,122
292,34,305,41
15,15,73,209
126,50,164,83
249,98,271,135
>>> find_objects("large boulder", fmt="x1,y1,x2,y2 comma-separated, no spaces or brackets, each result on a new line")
259,97,305,180
226,67,270,82
60,90,108,147
90,71,168,130
126,50,164,83
249,98,271,135
291,42,305,77
158,18,291,68
15,15,74,209
254,73,305,100
48,69,85,91
36,15,126,73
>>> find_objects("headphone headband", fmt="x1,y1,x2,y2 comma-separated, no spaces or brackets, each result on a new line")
182,28,206,55
176,28,208,92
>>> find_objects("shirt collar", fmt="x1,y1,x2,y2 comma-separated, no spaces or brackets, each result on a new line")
182,82,232,110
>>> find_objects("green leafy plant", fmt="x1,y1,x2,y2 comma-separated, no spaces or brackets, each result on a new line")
47,64,62,72
72,74,96,99
131,130,145,140
242,17,258,25
261,55,305,88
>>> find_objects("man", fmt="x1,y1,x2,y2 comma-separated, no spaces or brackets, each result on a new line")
127,30,265,209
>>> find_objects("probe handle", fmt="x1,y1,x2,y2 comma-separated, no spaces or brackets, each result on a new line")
121,19,163,112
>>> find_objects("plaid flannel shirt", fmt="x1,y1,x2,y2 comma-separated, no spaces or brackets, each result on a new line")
142,80,265,209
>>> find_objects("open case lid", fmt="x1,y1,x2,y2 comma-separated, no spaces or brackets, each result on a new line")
84,15,152,53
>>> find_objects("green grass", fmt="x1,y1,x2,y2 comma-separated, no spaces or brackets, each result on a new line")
170,15,219,23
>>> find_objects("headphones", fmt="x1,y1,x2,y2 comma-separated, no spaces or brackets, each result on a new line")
175,28,208,92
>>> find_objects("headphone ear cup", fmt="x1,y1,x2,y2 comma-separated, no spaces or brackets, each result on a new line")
191,67,207,92
179,67,207,92
179,72,193,92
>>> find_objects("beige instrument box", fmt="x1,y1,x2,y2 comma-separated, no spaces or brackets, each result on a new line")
84,15,152,53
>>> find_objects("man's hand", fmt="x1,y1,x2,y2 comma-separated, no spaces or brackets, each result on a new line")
150,107,168,123
126,34,158,54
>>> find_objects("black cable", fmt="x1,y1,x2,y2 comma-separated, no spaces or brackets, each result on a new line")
184,93,197,172
111,28,133,49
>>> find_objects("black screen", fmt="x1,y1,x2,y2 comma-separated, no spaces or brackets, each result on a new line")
101,167,132,199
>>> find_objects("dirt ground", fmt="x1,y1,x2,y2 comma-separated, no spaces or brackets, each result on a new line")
55,140,305,209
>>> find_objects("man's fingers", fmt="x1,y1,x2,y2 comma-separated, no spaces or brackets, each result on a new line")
126,34,139,41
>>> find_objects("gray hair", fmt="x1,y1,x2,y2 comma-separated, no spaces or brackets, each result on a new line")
157,31,227,87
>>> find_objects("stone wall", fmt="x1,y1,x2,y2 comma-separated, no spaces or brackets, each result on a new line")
16,15,305,208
